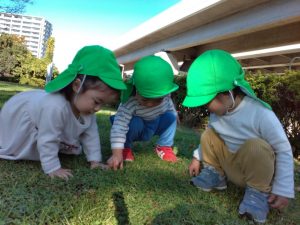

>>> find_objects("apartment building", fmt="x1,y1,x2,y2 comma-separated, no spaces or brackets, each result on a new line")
0,13,52,58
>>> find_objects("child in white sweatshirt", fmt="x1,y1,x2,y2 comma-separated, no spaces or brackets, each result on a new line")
0,45,126,180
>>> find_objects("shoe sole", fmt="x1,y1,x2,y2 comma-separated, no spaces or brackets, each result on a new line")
190,181,227,192
157,155,177,162
239,212,266,224
161,159,177,163
124,159,134,162
197,186,227,192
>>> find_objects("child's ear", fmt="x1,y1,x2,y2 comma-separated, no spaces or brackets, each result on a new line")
72,78,82,93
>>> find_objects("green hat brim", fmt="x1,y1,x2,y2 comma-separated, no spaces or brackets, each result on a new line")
45,71,127,93
45,45,127,93
140,83,179,98
45,69,75,92
98,73,127,90
183,92,216,107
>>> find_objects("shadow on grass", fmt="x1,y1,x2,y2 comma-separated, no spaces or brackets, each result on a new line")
113,191,130,225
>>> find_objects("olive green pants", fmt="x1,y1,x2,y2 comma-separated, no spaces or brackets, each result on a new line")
201,128,275,193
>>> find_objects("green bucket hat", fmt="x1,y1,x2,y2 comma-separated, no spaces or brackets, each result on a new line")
183,49,271,109
123,55,178,100
45,45,126,92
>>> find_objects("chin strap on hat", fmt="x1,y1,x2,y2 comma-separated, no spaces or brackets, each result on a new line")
227,90,236,112
74,74,87,105
72,74,87,116
76,74,87,94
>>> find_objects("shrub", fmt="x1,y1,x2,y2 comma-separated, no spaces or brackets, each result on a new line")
246,70,300,157
19,76,45,87
172,75,209,129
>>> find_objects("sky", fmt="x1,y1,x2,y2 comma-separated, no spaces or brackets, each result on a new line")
25,0,180,71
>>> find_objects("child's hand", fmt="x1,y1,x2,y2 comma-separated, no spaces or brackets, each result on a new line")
268,194,289,210
90,161,109,170
48,168,73,180
107,149,123,170
189,158,201,177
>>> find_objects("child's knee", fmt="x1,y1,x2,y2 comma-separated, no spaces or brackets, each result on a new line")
241,138,275,162
160,111,177,125
236,139,275,191
128,116,144,128
201,128,224,147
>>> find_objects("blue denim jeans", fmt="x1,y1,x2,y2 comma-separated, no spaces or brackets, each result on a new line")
110,111,177,148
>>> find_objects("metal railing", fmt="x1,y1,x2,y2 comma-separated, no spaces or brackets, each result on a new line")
288,56,300,70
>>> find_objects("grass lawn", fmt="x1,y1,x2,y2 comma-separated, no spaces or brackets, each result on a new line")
0,81,299,225
0,81,34,108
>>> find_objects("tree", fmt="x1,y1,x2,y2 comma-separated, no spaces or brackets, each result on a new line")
0,0,33,13
17,54,48,86
0,33,30,81
43,37,55,64
17,36,59,87
43,36,59,79
0,33,58,87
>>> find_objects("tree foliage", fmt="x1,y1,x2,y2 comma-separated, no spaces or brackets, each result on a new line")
0,33,30,81
0,0,33,13
18,36,59,86
246,71,300,157
0,33,59,87
172,74,209,128
44,37,55,64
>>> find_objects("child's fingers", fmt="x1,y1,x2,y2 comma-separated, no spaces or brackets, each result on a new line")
65,170,73,177
189,168,194,177
59,170,73,181
268,195,289,210
112,160,123,171
113,162,119,170
107,158,116,169
90,162,110,170
268,194,276,203
99,163,110,170
64,169,72,173
49,168,73,180
189,169,197,177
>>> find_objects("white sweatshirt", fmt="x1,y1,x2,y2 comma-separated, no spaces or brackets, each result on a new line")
0,90,101,174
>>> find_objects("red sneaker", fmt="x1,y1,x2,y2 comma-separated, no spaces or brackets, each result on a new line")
123,148,134,162
155,146,177,162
